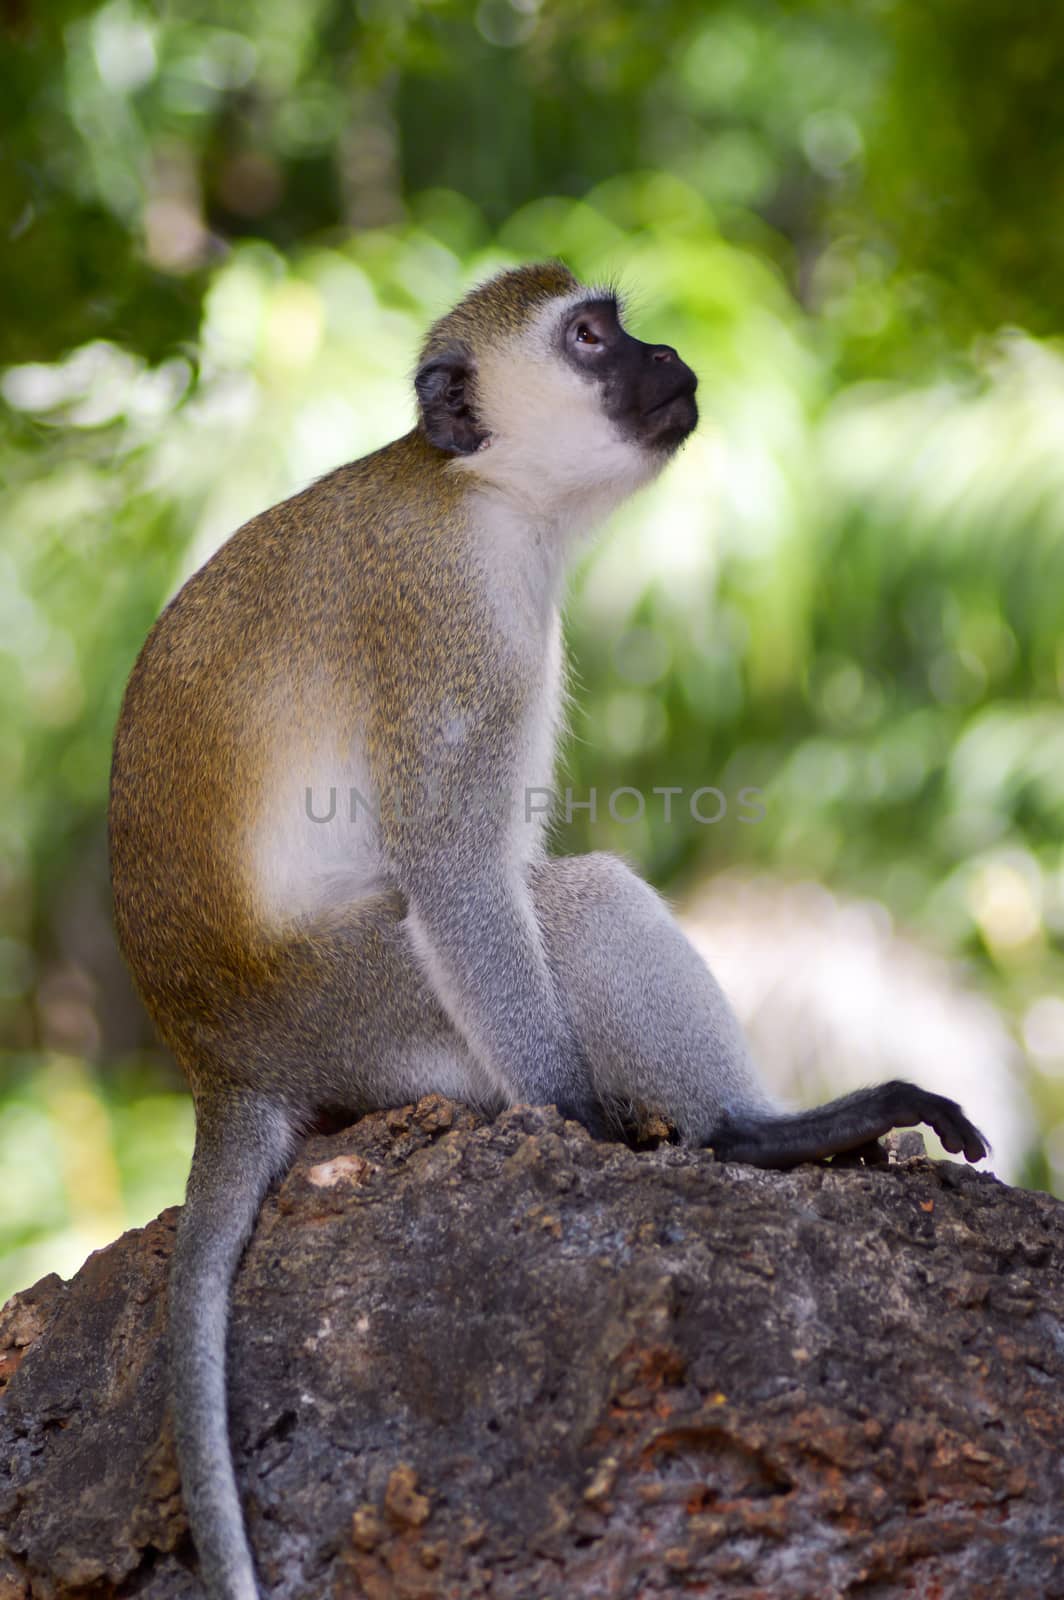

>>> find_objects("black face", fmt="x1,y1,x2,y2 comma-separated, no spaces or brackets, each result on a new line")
559,297,698,452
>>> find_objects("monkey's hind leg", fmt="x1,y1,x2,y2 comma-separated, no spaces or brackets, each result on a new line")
169,1090,295,1600
530,852,775,1141
530,853,988,1170
710,1081,988,1169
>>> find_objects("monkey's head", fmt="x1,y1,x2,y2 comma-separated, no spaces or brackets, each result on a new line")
414,262,698,512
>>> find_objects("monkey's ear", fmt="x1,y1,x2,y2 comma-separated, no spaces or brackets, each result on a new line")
414,348,488,455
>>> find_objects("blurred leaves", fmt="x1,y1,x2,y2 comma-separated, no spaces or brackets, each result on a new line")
5,1,1063,364
0,1055,194,1303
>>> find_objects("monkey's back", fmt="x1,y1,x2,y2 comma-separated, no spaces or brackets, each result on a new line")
109,429,476,1066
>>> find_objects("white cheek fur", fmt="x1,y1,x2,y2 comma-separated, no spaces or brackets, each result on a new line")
456,296,667,535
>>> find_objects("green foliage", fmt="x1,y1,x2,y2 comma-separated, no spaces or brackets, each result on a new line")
3,0,1064,1298
0,1055,193,1304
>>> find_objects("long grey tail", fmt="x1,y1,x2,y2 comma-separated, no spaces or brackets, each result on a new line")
169,1098,294,1600
710,1079,989,1169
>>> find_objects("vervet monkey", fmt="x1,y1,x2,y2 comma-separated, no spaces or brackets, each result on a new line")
109,262,988,1600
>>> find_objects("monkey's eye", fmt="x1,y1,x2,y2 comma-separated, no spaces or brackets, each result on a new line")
567,307,616,354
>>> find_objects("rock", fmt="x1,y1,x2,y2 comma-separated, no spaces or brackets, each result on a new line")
2,1096,1063,1598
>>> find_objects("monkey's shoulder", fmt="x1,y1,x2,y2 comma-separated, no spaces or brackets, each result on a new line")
136,432,476,659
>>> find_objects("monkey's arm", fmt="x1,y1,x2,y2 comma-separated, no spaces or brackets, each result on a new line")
400,849,601,1127
361,569,602,1124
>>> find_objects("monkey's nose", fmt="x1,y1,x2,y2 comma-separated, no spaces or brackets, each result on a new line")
652,346,678,362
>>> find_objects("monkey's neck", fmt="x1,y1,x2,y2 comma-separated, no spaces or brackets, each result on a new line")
467,474,627,588
453,440,650,551
465,489,571,636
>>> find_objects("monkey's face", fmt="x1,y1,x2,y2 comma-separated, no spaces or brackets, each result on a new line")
473,289,698,505
555,295,699,456
415,268,698,517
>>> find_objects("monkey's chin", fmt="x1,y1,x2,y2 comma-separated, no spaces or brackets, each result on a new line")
640,393,699,452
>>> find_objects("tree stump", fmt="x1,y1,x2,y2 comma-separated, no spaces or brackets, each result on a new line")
2,1099,1063,1598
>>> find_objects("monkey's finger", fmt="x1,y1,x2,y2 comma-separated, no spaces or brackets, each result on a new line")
925,1101,990,1165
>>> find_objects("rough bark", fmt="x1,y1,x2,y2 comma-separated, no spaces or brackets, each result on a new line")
2,1098,1063,1600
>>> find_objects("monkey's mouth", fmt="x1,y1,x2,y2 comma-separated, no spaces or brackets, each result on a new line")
639,385,699,448
642,384,697,419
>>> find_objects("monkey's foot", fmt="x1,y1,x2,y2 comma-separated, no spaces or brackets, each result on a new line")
710,1080,989,1170
831,1136,890,1168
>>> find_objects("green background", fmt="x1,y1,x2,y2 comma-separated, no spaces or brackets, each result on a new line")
4,0,1064,1301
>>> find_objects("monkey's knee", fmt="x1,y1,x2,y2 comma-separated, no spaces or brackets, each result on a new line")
530,850,658,927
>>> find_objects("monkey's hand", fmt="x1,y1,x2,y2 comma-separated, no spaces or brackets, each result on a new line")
402,864,598,1120
552,1097,614,1141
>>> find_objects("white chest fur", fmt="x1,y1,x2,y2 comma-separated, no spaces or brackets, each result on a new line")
248,502,570,926
470,495,568,863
